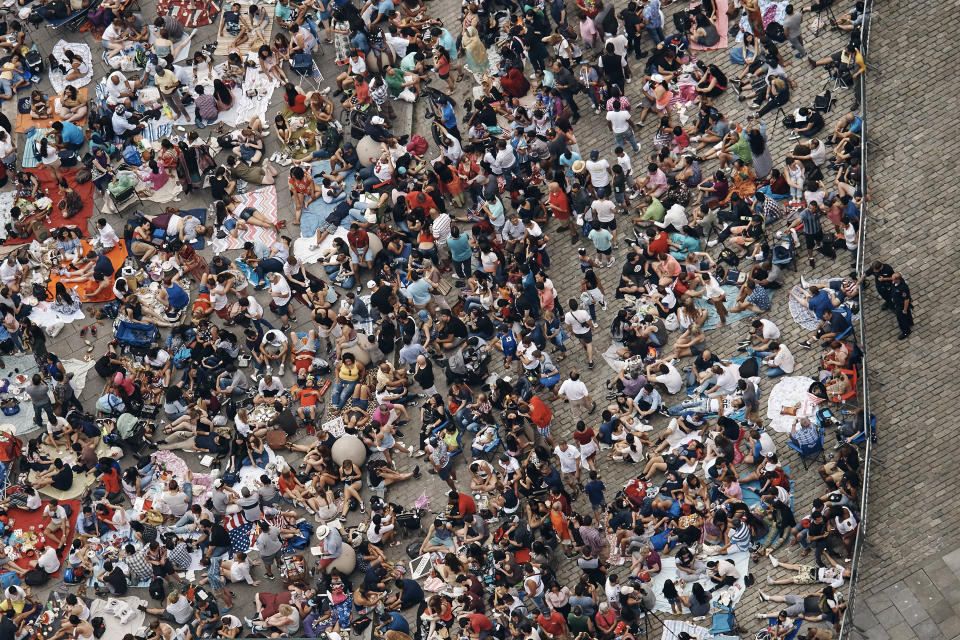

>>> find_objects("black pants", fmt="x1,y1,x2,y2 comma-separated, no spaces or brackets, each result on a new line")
626,32,644,58
453,258,471,279
896,308,913,334
756,88,791,118
709,575,736,591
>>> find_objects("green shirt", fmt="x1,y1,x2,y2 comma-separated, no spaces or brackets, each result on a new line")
384,68,404,97
588,227,613,251
400,52,418,72
641,197,665,222
729,134,752,165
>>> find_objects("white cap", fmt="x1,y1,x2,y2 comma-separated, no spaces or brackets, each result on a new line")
650,73,664,82
371,116,385,125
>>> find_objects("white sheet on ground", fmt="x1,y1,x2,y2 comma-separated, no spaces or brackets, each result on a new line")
49,41,93,95
293,228,350,265
649,551,750,613
89,596,148,640
28,301,85,328
766,375,818,432
660,620,740,640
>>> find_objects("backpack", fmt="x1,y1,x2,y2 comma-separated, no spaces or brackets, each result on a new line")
173,347,192,369
24,569,49,586
91,617,106,639
601,9,618,35
406,134,428,155
121,145,143,167
764,21,786,42
718,248,740,267
63,567,87,584
149,577,166,601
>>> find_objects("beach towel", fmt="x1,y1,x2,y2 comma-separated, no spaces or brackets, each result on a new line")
214,3,274,57
210,185,279,252
649,551,750,613
48,41,93,95
690,0,729,50
20,128,49,169
224,510,255,556
736,0,788,39
15,87,89,133
765,376,818,432
660,620,740,640
157,0,221,28
696,284,777,330
47,241,128,302
788,281,861,331
3,168,95,245
147,26,194,64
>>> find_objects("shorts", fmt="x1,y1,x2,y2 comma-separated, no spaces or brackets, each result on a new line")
792,566,818,585
613,192,626,205
597,247,612,256
438,71,449,80
317,8,331,20
215,306,230,319
804,230,823,250
275,302,291,318
224,218,238,231
822,461,843,483
239,208,254,221
260,551,279,566
320,221,338,235
437,460,453,481
602,218,617,229
536,425,551,438
782,594,805,617
575,329,593,344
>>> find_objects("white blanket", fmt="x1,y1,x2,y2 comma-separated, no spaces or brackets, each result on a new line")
293,229,350,265
660,620,740,640
765,375,818,432
649,551,750,614
148,27,194,63
89,596,148,640
28,300,85,329
49,41,93,95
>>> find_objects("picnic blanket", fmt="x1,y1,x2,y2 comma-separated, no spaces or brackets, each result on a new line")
48,241,128,302
156,0,221,27
736,0,788,38
89,596,148,640
696,284,776,330
29,437,110,500
690,0,729,50
148,450,215,509
21,128,50,169
765,375,818,432
210,185,279,252
14,88,90,133
3,168,95,245
214,4,274,57
49,41,93,95
7,499,81,576
147,26,194,63
215,57,281,128
649,551,750,613
0,355,95,436
660,620,740,640
224,510,256,556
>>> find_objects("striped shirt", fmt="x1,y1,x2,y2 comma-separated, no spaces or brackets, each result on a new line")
799,208,822,235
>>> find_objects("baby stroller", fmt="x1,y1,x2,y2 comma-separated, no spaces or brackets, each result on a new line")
114,320,160,355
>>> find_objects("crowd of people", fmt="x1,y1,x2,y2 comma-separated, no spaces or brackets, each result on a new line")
0,0,895,637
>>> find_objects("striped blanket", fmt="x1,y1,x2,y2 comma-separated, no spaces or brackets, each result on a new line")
211,185,279,252
21,128,51,169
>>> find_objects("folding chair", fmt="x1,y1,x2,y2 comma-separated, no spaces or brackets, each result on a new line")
786,425,826,470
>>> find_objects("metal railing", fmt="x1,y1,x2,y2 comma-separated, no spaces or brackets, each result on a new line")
837,0,875,635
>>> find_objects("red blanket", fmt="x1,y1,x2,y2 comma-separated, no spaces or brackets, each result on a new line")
5,168,95,245
3,499,81,577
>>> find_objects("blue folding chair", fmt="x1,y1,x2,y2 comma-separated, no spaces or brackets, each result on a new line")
764,616,803,640
786,426,826,469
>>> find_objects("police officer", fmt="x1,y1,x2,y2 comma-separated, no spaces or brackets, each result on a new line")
890,272,913,339
860,260,895,310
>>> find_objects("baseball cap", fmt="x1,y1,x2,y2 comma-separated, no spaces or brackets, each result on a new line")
589,150,599,160
371,116,385,125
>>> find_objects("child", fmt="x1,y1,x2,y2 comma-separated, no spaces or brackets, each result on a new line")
671,126,690,155
662,579,683,615
611,164,628,212
577,247,599,272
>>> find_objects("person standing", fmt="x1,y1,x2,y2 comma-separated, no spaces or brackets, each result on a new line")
557,370,596,420
26,374,55,430
782,4,806,58
563,299,597,368
605,100,640,153
553,60,581,122
641,0,665,48
859,260,895,310
890,272,913,340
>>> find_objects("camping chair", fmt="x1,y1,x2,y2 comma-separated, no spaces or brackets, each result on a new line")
431,421,464,460
759,616,803,640
469,424,502,461
838,410,876,445
830,367,858,406
786,425,826,469
772,227,798,271
107,172,143,213
709,603,739,636
47,0,100,31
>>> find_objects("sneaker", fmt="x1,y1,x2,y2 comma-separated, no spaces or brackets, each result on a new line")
266,366,273,375
788,133,801,140
278,364,285,376
755,613,767,620
808,258,816,268
600,300,607,311
707,239,719,248
800,274,810,288
799,340,812,349
769,555,779,567
766,576,775,585
759,590,771,602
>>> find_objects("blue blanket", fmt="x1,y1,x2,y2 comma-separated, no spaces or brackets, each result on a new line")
300,160,356,238
183,208,207,250
696,284,778,331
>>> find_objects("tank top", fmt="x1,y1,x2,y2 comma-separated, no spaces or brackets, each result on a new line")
339,363,360,382
835,509,857,534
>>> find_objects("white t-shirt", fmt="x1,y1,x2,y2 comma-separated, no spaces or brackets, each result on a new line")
145,350,171,368
657,362,683,394
244,295,264,319
758,319,781,340
43,504,68,525
714,364,741,394
37,547,60,573
165,596,194,624
553,445,581,473
772,344,795,373
25,492,41,510
163,490,190,517
558,378,589,401
606,110,632,134
270,277,292,306
758,431,777,456
367,522,395,544
591,199,617,222
480,250,499,272
585,158,611,187
564,310,593,335
0,261,19,285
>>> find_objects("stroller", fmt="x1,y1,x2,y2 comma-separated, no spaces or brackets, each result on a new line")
114,320,161,355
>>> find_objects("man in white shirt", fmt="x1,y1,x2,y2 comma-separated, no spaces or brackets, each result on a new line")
557,370,595,420
42,499,70,549
605,101,640,153
255,373,286,404
755,341,795,377
0,256,21,288
501,214,527,257
743,318,781,350
645,360,683,395
34,545,61,575
584,150,612,196
704,363,741,397
258,330,289,376
553,440,582,490
221,551,258,585
655,203,688,231
266,272,293,333
96,218,120,251
563,299,597,368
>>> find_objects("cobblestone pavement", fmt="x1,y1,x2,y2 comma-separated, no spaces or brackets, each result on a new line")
0,0,916,636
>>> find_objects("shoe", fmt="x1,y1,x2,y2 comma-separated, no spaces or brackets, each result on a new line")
808,258,816,268
795,52,804,58
800,274,810,288
707,239,719,247
789,133,801,140
600,300,607,310
588,402,597,414
769,555,779,567
759,590,771,602
266,366,273,375
90,325,97,336
412,465,421,479
278,364,285,376
588,361,595,369
880,302,893,311
898,332,909,340
799,340,812,349
767,576,775,585
755,613,768,620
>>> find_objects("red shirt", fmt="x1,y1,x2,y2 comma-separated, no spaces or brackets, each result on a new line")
347,228,369,250
548,190,570,219
572,427,595,446
101,467,121,493
528,396,552,429
647,231,669,256
457,493,477,517
405,191,437,214
469,614,493,634
537,611,565,638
